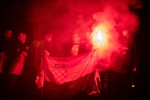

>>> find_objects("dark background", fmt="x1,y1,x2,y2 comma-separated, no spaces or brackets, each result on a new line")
0,0,149,99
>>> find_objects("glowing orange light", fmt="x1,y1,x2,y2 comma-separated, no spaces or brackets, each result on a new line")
132,84,135,88
97,30,105,43
91,23,118,60
91,25,107,48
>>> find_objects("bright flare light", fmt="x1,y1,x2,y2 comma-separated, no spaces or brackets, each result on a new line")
90,23,114,60
91,25,107,49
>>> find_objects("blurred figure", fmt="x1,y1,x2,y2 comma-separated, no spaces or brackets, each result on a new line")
4,30,12,40
32,33,54,76
33,33,54,60
0,29,15,73
71,33,81,56
8,32,29,73
0,29,16,99
63,33,92,57
9,32,29,73
72,33,92,56
16,32,29,57
6,32,29,100
30,33,54,100
43,33,54,56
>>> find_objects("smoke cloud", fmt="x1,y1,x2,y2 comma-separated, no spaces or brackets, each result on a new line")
30,0,142,71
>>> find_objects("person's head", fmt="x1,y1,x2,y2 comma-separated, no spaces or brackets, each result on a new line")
4,29,12,39
44,33,53,42
18,32,27,44
122,30,129,37
72,33,80,44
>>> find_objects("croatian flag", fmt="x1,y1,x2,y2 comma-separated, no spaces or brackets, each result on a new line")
36,50,100,97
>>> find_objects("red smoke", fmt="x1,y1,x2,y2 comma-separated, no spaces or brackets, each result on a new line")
30,0,142,72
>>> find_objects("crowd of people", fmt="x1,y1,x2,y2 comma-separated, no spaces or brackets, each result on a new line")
0,29,136,100
0,29,29,99
0,29,93,100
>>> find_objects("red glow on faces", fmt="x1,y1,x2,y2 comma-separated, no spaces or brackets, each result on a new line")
133,68,136,72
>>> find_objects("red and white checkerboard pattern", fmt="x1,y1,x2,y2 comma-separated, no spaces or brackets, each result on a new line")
51,68,69,84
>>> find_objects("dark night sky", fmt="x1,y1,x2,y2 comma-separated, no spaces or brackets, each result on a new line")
0,0,33,36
